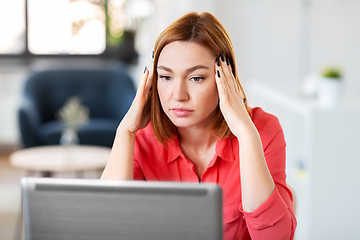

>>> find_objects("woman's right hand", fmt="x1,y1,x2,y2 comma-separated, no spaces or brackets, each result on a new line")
101,68,152,180
119,67,153,135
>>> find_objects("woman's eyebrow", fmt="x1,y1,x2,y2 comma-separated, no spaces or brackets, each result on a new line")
157,65,173,73
186,65,209,73
157,65,209,73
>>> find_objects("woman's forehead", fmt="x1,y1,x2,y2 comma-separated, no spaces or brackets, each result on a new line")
157,41,215,69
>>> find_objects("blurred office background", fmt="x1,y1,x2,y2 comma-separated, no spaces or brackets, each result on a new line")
1,0,360,239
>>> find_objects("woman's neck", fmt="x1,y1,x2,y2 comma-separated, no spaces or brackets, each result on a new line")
177,126,216,150
177,126,217,179
177,127,217,160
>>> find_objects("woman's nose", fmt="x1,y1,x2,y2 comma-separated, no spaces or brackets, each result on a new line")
173,80,189,102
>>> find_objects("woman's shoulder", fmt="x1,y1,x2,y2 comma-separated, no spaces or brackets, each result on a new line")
134,122,177,165
251,107,280,127
135,122,168,150
136,122,154,136
250,107,283,138
250,107,286,158
135,122,158,143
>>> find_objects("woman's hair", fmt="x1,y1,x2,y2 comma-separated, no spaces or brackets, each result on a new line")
150,12,250,146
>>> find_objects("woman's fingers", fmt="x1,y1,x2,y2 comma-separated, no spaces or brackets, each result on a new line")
136,67,151,99
215,55,250,137
221,55,241,95
134,66,153,112
136,66,152,118
121,67,152,133
143,67,153,90
215,56,237,104
140,67,153,129
215,64,228,101
215,54,245,104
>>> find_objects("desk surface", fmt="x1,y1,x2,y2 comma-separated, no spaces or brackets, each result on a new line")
10,145,111,173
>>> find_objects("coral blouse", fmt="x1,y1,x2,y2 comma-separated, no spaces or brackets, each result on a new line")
133,107,297,240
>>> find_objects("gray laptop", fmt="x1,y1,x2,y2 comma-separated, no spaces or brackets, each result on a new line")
21,177,222,240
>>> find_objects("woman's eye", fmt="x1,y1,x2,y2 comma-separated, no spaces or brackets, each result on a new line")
160,76,172,81
191,77,204,82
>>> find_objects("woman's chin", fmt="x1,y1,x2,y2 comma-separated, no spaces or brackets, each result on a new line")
170,121,193,129
169,117,213,130
168,117,197,129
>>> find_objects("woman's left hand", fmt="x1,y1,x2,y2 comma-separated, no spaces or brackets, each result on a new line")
214,54,253,139
215,54,275,212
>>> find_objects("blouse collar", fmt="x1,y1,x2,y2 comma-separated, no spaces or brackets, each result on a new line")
166,135,237,164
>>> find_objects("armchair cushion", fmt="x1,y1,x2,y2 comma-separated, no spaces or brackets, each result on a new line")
37,118,119,147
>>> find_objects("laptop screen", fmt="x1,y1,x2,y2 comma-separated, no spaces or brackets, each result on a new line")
21,177,223,240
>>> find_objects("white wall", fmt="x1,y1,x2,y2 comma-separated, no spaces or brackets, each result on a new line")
213,0,303,90
0,65,27,148
310,0,360,101
214,0,360,101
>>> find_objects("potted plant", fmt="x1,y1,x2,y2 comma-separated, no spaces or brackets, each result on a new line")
57,96,89,145
317,66,343,108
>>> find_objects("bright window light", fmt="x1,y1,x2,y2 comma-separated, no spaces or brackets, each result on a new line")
28,0,106,54
0,0,26,54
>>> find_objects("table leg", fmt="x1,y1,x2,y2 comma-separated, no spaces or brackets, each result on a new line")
75,171,84,178
13,207,23,240
98,169,103,178
26,170,35,177
42,171,52,178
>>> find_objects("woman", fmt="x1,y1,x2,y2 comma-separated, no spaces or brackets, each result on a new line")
102,12,296,240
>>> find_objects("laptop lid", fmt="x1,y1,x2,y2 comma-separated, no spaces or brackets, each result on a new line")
21,177,223,240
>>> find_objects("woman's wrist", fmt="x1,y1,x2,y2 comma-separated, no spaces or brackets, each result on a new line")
117,123,137,139
232,120,260,143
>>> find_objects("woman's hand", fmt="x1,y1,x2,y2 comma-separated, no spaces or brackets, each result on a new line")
215,54,275,212
101,67,152,180
214,54,253,139
119,67,153,135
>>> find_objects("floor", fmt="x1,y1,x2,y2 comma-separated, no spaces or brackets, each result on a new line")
0,151,101,240
0,151,25,240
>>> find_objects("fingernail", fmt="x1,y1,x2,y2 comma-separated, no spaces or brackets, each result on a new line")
226,58,230,66
217,70,220,78
216,58,220,67
144,66,147,73
220,53,225,62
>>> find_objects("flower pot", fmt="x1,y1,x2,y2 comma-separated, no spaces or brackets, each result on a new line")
317,77,342,108
60,129,79,145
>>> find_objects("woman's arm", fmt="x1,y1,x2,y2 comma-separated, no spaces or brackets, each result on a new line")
215,56,296,239
215,56,274,212
237,126,275,212
240,122,296,240
101,126,136,180
101,68,152,180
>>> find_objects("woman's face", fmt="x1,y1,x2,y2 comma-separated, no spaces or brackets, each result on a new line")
157,41,219,129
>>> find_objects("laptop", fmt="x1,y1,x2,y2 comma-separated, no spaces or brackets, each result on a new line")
21,177,223,240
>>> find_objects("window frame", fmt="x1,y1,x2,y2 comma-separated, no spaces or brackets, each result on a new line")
0,0,113,60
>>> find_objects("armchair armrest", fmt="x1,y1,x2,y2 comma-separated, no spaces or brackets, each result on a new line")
18,97,41,148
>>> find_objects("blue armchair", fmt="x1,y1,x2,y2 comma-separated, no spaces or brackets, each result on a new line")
19,67,136,148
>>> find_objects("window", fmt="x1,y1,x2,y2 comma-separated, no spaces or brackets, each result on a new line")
28,0,106,54
0,0,154,58
0,0,26,54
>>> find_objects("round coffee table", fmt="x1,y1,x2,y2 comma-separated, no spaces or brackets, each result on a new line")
9,145,111,177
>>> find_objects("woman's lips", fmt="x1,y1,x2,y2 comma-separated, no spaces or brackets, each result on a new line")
171,108,194,117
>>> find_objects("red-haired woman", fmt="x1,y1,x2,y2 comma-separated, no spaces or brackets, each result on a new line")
102,12,297,240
